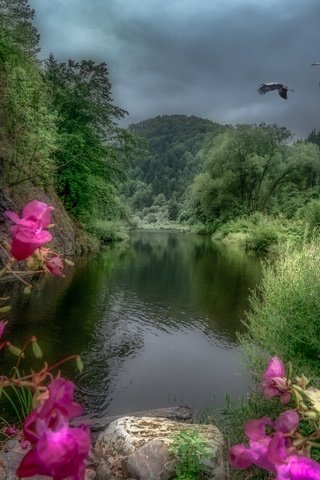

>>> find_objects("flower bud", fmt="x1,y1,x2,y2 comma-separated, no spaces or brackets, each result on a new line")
292,384,305,395
7,342,23,357
64,258,75,267
31,337,43,359
303,411,319,420
76,355,84,373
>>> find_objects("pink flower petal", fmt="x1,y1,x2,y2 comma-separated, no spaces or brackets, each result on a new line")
17,449,42,477
22,200,54,228
268,432,291,465
4,211,21,224
244,416,272,441
45,256,65,277
276,455,320,480
229,444,254,469
263,357,286,380
0,320,8,339
274,410,299,434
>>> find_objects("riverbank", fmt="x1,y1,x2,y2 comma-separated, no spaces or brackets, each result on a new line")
211,213,314,253
219,237,320,479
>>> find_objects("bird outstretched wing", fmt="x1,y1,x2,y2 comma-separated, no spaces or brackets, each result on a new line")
257,83,282,95
278,87,288,99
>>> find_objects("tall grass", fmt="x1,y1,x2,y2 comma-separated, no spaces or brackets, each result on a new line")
212,213,313,252
241,240,320,381
218,239,320,478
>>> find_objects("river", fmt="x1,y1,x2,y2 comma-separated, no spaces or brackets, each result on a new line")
2,230,261,419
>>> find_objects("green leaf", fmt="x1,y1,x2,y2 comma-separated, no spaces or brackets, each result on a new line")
0,305,11,313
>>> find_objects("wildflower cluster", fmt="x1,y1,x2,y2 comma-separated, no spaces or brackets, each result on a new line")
1,200,68,283
0,200,90,479
230,356,320,479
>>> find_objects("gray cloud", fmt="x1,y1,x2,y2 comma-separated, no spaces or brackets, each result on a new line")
29,0,320,137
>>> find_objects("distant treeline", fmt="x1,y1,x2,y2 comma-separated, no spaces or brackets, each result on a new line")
125,115,320,231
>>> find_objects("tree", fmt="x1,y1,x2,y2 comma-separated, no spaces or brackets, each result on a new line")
0,0,40,57
45,56,137,219
187,123,320,224
0,0,57,188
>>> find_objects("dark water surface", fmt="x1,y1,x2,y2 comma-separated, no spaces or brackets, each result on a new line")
2,231,261,418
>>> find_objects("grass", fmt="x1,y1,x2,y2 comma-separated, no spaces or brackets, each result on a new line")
206,237,320,478
241,240,320,380
212,213,314,252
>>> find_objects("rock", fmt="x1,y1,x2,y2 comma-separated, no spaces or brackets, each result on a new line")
85,468,97,480
121,439,175,480
95,459,114,479
73,405,193,434
94,416,225,479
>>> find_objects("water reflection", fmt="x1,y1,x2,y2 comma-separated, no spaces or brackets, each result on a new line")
1,231,261,418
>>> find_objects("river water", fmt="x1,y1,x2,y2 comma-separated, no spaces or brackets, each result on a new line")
2,231,261,419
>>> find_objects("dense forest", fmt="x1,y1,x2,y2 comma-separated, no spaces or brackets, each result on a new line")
125,115,320,237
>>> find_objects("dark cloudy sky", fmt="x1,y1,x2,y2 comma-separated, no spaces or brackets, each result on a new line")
29,0,320,138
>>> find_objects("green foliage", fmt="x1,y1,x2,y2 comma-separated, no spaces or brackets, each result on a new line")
0,368,33,428
169,429,213,480
126,115,226,212
213,213,314,252
0,1,58,189
307,128,320,148
241,241,320,380
0,0,40,57
187,124,320,229
296,199,320,230
45,55,139,221
85,219,129,244
1,384,33,425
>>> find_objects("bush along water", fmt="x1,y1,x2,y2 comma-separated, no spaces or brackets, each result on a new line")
0,199,90,479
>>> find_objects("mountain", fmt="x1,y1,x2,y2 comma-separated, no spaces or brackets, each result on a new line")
127,115,227,211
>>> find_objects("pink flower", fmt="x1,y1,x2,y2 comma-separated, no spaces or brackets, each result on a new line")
276,455,320,479
0,320,8,339
45,256,65,277
230,416,277,473
274,410,300,435
18,378,90,480
230,411,299,474
17,424,90,480
4,425,19,436
5,200,54,260
263,356,291,404
24,379,83,443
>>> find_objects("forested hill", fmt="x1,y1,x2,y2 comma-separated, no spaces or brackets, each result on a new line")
126,115,227,211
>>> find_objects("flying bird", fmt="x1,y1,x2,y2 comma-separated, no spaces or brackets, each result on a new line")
257,83,294,100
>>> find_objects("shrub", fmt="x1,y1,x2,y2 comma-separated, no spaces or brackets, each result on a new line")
296,200,320,230
240,241,320,380
145,212,157,223
244,222,278,252
169,429,213,480
86,219,129,244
